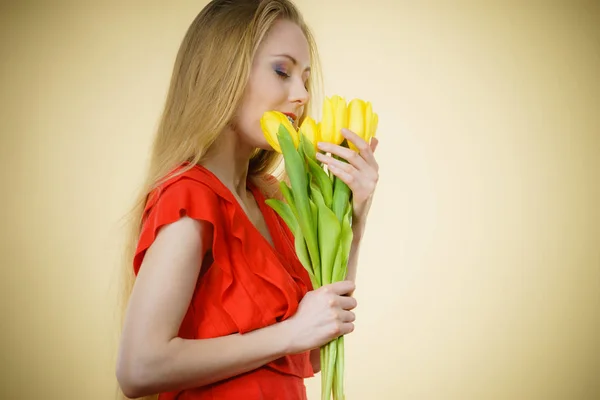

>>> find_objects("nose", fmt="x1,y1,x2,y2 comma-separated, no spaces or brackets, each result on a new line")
289,76,309,107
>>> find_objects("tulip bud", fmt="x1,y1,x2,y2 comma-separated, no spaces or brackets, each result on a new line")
365,102,378,141
347,99,379,152
320,95,348,145
347,99,366,139
299,116,320,152
260,111,300,153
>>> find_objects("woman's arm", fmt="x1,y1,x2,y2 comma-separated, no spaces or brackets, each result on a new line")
116,216,294,398
315,132,380,296
116,215,356,398
344,220,367,289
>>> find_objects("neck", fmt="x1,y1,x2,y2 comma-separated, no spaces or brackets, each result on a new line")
201,126,255,198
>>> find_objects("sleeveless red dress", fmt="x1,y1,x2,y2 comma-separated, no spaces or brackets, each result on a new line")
133,164,315,399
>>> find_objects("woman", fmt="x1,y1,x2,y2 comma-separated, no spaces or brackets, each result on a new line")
116,0,379,399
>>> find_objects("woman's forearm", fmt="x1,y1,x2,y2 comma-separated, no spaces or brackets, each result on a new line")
118,319,295,398
345,220,366,286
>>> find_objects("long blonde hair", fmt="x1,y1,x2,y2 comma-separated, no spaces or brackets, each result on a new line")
115,0,322,398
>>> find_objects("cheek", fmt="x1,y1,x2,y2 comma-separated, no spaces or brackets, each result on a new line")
234,100,270,147
241,84,283,127
234,72,288,145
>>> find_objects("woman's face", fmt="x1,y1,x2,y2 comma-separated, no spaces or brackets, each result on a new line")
235,19,311,151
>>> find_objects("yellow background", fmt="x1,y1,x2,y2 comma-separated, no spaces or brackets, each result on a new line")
1,1,598,399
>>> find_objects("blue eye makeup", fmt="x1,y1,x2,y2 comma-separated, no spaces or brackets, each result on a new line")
273,63,290,79
273,62,309,90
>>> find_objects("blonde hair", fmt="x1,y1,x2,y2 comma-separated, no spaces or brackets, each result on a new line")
115,0,322,398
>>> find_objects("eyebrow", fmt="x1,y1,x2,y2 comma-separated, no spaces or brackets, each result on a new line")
273,54,311,72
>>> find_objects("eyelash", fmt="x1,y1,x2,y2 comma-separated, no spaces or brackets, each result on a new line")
275,68,309,90
275,69,290,79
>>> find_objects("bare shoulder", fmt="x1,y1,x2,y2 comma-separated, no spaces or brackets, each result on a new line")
139,215,213,283
123,216,213,345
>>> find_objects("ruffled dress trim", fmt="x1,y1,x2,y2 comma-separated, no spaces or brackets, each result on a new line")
133,164,314,384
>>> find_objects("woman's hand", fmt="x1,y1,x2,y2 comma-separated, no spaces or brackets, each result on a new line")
284,280,357,354
316,129,380,224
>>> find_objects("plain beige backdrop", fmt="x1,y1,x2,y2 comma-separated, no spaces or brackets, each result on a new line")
1,1,599,399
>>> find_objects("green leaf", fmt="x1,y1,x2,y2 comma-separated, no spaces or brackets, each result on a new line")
309,197,318,231
331,239,344,283
332,174,351,223
307,156,333,208
294,224,318,288
331,141,353,223
333,204,354,283
298,134,307,170
277,123,321,279
308,197,320,280
310,182,341,286
264,198,298,234
301,132,317,161
279,181,297,218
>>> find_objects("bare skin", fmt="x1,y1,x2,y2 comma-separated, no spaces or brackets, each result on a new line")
116,19,361,398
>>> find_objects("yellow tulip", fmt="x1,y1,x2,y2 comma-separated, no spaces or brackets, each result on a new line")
260,111,300,153
320,95,348,145
365,102,379,139
299,116,320,151
347,99,379,152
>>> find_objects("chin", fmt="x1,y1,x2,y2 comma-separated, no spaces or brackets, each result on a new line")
250,131,273,151
257,143,276,152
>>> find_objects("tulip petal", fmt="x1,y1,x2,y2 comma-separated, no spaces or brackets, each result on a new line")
299,116,319,146
261,111,300,152
348,99,366,139
332,96,348,145
260,112,283,153
370,112,379,140
299,116,319,159
348,99,367,152
364,103,379,143
321,97,335,144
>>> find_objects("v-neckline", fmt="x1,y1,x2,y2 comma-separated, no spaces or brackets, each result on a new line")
195,164,282,258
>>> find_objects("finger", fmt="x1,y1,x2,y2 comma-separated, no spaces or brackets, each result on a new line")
367,137,380,172
370,137,379,153
327,162,356,187
325,280,356,296
342,128,378,167
337,295,358,311
317,139,369,171
316,153,355,176
316,153,360,188
340,322,355,335
339,310,356,323
341,128,369,152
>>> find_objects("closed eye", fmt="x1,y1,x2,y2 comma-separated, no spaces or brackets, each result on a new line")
275,69,290,79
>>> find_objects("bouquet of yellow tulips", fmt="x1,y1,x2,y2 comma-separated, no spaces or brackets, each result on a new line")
260,95,378,400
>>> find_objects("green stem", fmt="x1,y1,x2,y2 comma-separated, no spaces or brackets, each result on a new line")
323,340,337,400
335,336,345,400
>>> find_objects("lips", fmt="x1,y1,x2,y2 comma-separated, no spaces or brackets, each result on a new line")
282,112,297,125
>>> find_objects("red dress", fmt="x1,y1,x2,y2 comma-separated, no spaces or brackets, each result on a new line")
133,164,315,399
